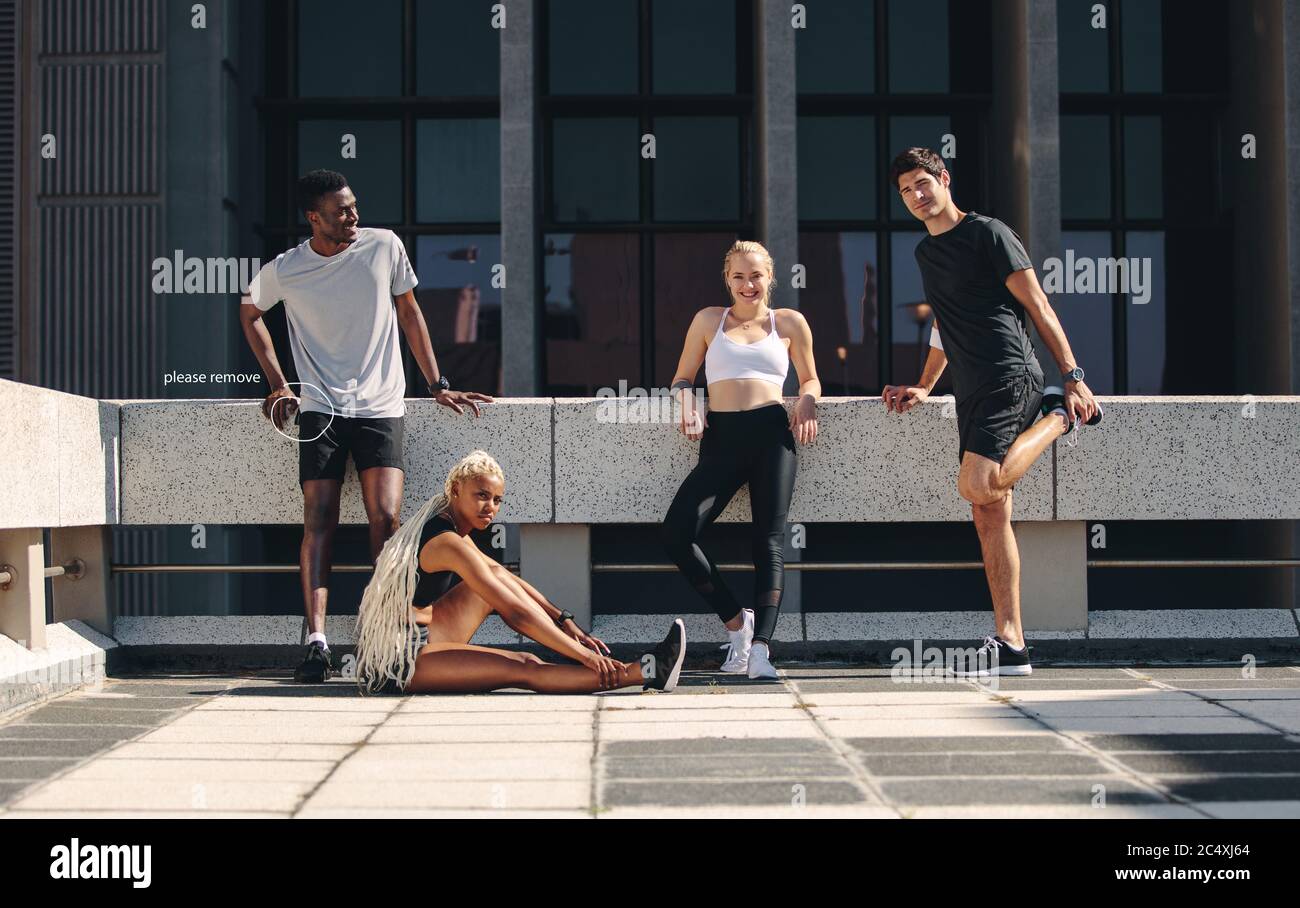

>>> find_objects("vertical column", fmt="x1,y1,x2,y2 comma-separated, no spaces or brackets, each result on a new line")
756,0,801,617
50,525,114,637
501,0,539,395
518,524,591,630
0,528,47,650
1283,1,1300,612
991,0,1062,364
1015,521,1088,633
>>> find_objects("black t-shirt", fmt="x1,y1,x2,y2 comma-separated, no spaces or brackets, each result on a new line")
914,212,1043,401
413,512,461,606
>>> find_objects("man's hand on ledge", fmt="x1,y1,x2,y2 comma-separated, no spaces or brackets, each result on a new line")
434,389,494,417
882,384,929,415
262,386,298,430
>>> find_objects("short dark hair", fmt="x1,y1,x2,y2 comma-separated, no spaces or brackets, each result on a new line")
888,147,947,190
297,169,349,217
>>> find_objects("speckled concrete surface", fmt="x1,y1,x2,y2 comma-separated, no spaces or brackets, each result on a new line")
119,398,553,525
553,397,1053,524
1056,396,1300,520
0,381,69,529
112,614,518,647
3,667,1300,817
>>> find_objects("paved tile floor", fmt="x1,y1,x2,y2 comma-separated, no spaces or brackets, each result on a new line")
2,665,1299,818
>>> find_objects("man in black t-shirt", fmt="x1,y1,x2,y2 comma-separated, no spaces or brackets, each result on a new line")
881,147,1101,677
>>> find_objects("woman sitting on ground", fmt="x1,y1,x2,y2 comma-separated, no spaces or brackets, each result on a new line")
353,450,686,695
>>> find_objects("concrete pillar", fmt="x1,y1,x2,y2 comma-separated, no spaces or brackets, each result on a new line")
501,0,539,395
756,1,801,616
518,524,591,629
1229,1,1295,611
991,0,1063,365
50,525,114,637
1284,0,1300,611
1014,520,1087,632
0,528,47,650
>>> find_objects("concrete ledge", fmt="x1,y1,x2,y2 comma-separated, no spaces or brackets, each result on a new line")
1088,608,1300,639
554,397,1053,523
118,398,553,525
0,380,120,529
113,614,518,647
1056,396,1300,519
0,621,119,715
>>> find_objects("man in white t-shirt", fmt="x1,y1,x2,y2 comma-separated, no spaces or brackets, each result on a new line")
240,169,493,683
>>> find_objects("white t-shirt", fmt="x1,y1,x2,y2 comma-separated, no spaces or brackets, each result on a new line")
249,228,418,418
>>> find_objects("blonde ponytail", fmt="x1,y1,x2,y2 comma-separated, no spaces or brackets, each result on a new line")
353,450,506,694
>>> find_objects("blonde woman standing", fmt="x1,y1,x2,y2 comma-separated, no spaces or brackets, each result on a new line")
661,241,821,681
354,450,686,694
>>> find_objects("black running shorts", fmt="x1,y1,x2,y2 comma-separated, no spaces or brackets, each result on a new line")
297,411,405,485
955,370,1044,465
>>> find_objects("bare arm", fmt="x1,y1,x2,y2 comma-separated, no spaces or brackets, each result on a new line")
783,309,821,444
1005,268,1099,421
669,308,716,441
426,535,597,665
882,316,946,414
239,298,290,390
394,290,440,392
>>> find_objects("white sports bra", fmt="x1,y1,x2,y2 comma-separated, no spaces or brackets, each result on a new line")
704,307,790,388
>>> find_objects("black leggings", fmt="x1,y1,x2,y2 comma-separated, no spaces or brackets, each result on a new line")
660,403,797,644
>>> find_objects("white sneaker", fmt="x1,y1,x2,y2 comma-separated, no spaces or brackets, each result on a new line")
719,608,754,672
747,641,779,681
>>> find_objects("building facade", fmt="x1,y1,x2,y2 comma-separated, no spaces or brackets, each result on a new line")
3,0,1299,620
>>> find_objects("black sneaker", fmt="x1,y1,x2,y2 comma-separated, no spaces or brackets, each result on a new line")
949,635,1032,677
293,641,334,683
1041,385,1103,431
642,618,687,692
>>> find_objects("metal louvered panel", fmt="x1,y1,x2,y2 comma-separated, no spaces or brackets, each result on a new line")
39,62,161,197
38,204,161,398
41,0,161,56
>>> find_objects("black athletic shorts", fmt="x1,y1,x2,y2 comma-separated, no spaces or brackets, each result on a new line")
297,411,405,485
955,369,1044,464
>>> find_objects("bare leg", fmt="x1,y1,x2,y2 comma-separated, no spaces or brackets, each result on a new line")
970,490,1024,649
408,581,642,693
358,466,404,561
406,642,643,694
301,479,342,636
959,414,1067,501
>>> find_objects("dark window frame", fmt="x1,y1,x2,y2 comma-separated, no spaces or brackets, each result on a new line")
539,0,757,392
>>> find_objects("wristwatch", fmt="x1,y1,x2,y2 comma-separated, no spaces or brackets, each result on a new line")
1062,366,1085,383
427,375,451,395
554,609,576,629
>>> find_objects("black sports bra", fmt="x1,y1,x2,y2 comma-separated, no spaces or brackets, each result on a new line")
412,512,461,606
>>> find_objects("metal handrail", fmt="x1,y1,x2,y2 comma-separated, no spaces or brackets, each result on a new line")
0,559,84,590
96,558,1300,577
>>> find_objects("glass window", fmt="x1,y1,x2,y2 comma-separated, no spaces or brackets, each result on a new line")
653,233,738,383
888,116,952,220
887,0,948,93
1057,0,1110,92
1125,230,1164,394
1060,115,1111,220
1121,0,1162,92
297,120,403,224
652,117,741,222
544,233,641,394
796,0,875,94
890,231,931,385
550,118,641,223
652,0,736,94
547,0,638,94
417,0,501,96
1123,115,1162,219
417,119,501,223
297,0,402,97
1055,231,1116,394
798,232,881,394
414,235,504,396
798,116,876,220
